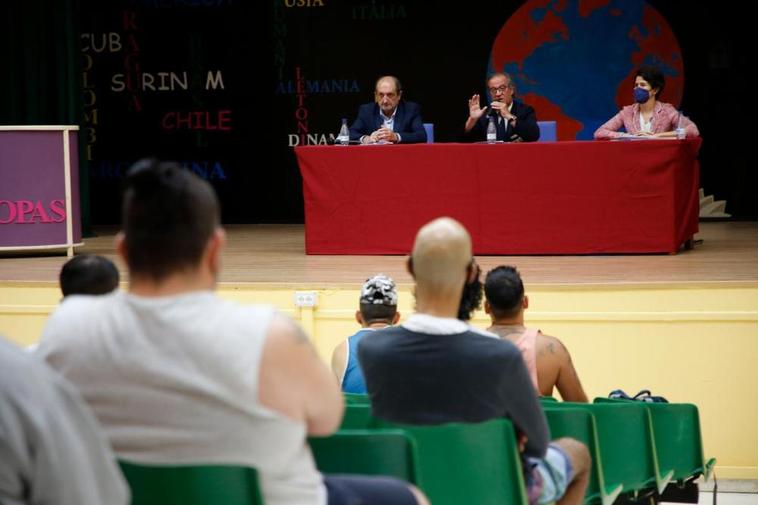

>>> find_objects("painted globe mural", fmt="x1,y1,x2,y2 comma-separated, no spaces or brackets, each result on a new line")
490,0,683,139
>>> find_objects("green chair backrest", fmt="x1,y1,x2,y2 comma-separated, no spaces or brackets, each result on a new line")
594,398,715,482
340,404,378,430
374,418,528,505
119,461,264,505
343,392,370,405
540,396,559,402
309,429,421,483
542,406,622,505
544,402,671,496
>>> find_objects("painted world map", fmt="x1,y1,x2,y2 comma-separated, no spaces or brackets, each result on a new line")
490,0,683,140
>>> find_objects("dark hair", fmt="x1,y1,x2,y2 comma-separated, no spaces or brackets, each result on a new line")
457,264,483,322
59,254,120,297
360,303,397,325
122,158,220,280
635,65,665,96
484,265,525,319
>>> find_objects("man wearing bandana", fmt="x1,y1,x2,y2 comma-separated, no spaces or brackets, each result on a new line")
331,274,400,393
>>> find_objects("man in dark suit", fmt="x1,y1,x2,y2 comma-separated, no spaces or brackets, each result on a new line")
464,72,540,142
349,75,427,144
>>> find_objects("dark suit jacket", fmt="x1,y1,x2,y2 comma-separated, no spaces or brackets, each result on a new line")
349,101,427,144
464,100,540,142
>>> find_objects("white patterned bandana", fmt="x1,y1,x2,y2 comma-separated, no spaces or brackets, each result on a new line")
360,274,398,306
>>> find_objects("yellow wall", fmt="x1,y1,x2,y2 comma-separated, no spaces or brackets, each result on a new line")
2,281,757,479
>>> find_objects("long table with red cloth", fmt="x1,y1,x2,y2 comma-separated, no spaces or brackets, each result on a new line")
295,139,701,255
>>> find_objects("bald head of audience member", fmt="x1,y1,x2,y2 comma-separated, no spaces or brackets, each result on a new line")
407,217,477,315
117,159,225,293
59,254,120,298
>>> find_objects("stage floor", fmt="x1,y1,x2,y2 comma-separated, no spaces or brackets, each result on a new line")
1,221,758,286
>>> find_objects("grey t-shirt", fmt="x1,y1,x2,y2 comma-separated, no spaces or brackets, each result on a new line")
0,337,128,505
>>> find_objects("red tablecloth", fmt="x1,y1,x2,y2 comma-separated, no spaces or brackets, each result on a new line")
296,140,701,255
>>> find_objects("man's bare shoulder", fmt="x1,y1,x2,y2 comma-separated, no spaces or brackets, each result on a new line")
261,313,320,369
266,313,312,346
536,332,569,359
330,340,348,378
332,340,348,360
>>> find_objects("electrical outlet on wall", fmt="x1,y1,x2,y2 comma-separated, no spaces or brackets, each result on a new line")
294,291,318,307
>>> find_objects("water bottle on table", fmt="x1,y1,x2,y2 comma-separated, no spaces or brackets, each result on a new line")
486,116,497,143
337,118,350,145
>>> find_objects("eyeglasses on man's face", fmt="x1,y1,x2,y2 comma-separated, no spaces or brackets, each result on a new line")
488,84,511,94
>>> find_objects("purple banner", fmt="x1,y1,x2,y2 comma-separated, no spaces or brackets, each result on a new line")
0,128,81,250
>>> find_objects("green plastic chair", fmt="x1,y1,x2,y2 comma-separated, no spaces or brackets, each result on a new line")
343,392,370,405
374,418,528,505
119,461,264,505
594,398,716,483
544,402,672,498
309,429,421,483
340,404,378,430
542,406,623,505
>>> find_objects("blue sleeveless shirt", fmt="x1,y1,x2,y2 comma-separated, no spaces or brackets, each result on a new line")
341,328,374,393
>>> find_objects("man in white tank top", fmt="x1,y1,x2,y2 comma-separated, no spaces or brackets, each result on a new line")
37,159,428,505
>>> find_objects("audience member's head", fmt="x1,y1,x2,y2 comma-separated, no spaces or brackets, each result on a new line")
59,254,120,297
119,158,222,284
409,217,473,299
484,265,526,321
457,262,483,321
358,274,399,326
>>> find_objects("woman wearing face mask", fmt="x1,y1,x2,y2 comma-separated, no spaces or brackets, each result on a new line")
594,65,699,139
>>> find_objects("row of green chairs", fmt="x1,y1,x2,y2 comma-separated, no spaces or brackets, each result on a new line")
337,396,713,505
116,395,713,505
311,415,528,505
595,398,715,484
337,403,619,505
544,401,668,503
595,397,716,502
541,398,715,504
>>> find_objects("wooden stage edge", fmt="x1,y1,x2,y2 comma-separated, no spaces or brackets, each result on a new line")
1,221,758,287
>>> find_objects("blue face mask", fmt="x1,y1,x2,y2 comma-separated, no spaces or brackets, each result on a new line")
633,87,650,104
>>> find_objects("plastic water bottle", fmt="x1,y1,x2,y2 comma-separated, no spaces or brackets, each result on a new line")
337,118,350,145
675,111,686,140
486,116,497,143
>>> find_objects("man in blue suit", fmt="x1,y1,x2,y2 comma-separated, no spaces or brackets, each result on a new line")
349,75,427,144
